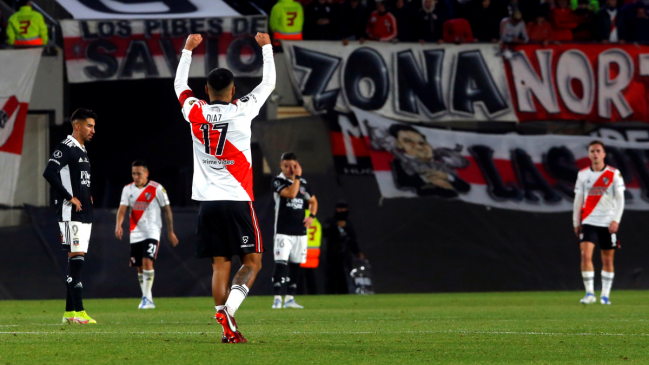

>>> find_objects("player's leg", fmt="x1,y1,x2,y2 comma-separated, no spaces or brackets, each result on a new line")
130,242,146,308
579,225,597,304
70,223,96,324
272,234,291,308
60,222,76,324
284,235,307,308
600,227,616,304
140,240,159,308
212,256,232,306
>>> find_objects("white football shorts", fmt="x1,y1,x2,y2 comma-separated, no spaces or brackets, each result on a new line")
273,234,307,264
59,221,92,253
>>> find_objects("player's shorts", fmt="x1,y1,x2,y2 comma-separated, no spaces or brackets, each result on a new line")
580,224,619,250
130,239,159,266
274,234,307,264
196,201,263,258
59,221,92,253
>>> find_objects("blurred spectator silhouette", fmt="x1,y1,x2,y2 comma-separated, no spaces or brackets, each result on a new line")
500,9,528,43
304,0,341,40
366,0,398,42
550,0,578,41
469,0,504,43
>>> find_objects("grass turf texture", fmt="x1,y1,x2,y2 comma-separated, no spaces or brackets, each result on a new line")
1,292,647,364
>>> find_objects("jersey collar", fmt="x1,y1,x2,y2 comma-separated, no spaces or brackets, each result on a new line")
209,100,230,105
66,135,87,152
590,164,607,172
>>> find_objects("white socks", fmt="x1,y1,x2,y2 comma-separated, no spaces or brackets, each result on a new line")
225,284,249,316
601,271,615,298
284,295,294,302
582,271,595,294
142,270,155,300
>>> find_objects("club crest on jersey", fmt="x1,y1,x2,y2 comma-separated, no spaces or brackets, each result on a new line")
299,187,306,195
145,192,152,201
603,177,609,185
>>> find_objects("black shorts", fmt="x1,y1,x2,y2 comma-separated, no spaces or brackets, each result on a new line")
130,239,159,266
196,201,263,258
580,224,619,250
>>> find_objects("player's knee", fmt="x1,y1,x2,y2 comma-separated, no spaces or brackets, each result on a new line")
580,251,592,263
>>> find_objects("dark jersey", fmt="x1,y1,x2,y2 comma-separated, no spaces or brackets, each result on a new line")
42,135,93,223
272,173,313,236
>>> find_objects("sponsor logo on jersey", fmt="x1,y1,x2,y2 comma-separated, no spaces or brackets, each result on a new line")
80,171,91,187
287,198,304,209
53,150,63,158
202,158,235,170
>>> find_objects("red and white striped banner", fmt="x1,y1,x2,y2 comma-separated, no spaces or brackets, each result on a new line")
62,16,267,83
0,48,42,205
354,108,649,211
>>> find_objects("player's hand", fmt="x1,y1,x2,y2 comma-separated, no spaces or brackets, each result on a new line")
303,216,314,228
574,225,581,237
169,231,179,247
294,162,303,177
255,32,271,47
115,226,123,240
184,34,203,51
609,221,619,234
358,252,365,260
70,197,82,212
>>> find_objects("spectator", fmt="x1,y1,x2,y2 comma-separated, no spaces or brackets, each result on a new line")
573,0,596,41
270,0,305,42
324,201,363,295
304,0,340,40
443,18,474,43
392,0,417,42
7,0,48,47
571,0,600,13
527,14,554,42
469,0,505,43
628,6,649,42
340,0,367,42
550,0,578,41
416,0,449,43
593,0,625,43
500,10,529,43
366,0,398,42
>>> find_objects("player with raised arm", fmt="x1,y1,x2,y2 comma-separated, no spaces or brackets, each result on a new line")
271,152,318,309
174,33,275,343
573,140,625,305
42,108,97,324
115,160,179,309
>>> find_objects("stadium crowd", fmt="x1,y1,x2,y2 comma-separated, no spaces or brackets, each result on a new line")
272,0,649,44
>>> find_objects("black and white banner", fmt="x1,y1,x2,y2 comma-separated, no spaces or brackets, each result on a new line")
56,0,240,19
354,107,649,211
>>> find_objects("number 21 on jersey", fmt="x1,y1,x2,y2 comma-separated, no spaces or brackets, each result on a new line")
200,122,229,156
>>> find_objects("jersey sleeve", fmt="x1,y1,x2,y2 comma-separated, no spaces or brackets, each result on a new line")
272,177,289,194
119,186,129,206
235,44,276,119
174,48,201,122
157,185,170,207
574,171,584,195
613,170,626,192
42,144,73,201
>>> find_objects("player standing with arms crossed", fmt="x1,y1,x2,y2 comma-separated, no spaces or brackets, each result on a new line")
115,160,179,309
573,140,625,305
42,108,97,324
174,33,274,343
271,152,317,309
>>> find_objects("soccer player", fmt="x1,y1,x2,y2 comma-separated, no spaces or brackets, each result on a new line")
573,140,625,305
42,108,97,324
115,160,179,309
174,33,274,343
271,152,317,309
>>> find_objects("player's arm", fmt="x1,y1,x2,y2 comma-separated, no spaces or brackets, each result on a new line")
304,195,318,228
610,172,626,234
174,34,202,117
42,146,81,212
236,33,276,118
163,206,179,247
279,162,303,199
115,205,128,240
572,173,584,236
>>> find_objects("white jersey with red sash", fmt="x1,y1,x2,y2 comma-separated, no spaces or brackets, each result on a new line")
119,180,170,243
574,165,625,227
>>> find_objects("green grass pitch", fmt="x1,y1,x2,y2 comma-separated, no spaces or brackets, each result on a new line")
1,291,647,364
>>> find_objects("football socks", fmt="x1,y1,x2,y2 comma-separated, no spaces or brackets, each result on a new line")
272,263,288,296
601,271,615,299
138,273,144,297
225,284,249,316
581,271,595,295
287,263,300,296
67,256,85,311
142,269,155,300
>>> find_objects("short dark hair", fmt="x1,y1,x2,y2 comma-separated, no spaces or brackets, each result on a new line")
207,68,234,94
281,152,297,161
70,108,97,124
588,140,606,151
388,124,425,139
132,160,148,169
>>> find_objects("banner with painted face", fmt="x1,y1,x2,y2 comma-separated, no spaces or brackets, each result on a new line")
62,16,267,83
353,107,649,211
0,48,43,205
283,41,517,123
